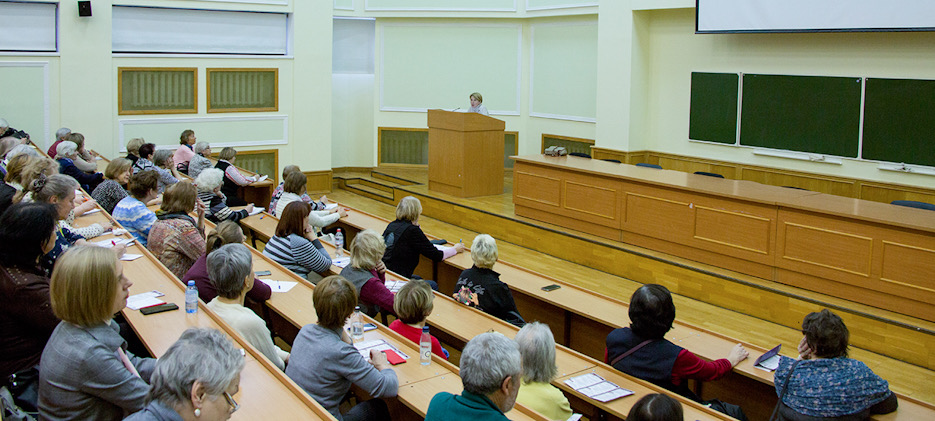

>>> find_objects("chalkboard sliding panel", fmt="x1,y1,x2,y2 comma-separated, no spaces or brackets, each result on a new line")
862,78,935,168
689,72,739,144
740,74,862,158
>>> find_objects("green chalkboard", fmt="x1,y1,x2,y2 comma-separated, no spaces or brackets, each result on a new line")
689,72,738,144
862,78,935,167
740,74,862,157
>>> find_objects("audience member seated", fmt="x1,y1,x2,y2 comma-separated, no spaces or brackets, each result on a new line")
269,165,327,214
195,168,252,223
0,154,36,215
131,143,157,174
39,246,155,420
58,192,110,240
125,137,144,164
605,284,748,401
388,279,449,359
453,234,524,327
773,309,897,420
46,127,70,159
148,181,205,280
30,175,87,272
152,149,181,193
0,118,30,140
214,147,254,207
113,170,160,246
187,141,213,178
65,133,97,173
55,141,103,192
0,137,18,177
172,129,196,174
184,221,271,305
0,203,61,412
425,332,521,421
125,328,244,421
205,244,289,371
626,394,684,421
91,157,132,214
262,201,331,282
514,322,572,420
15,156,57,203
382,195,463,279
286,275,397,421
2,142,38,174
340,229,396,316
274,171,346,227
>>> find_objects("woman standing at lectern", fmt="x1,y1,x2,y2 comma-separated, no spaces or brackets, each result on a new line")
469,92,489,116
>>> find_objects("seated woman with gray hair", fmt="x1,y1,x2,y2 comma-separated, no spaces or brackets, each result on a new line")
55,140,103,192
187,141,213,178
339,229,396,317
194,168,252,223
514,322,572,420
125,328,245,421
151,149,181,193
453,234,524,327
64,132,97,173
425,332,522,421
206,243,289,371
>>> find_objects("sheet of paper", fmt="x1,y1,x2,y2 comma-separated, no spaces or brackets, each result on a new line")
354,339,410,361
385,279,407,293
120,254,143,261
563,373,604,390
81,208,101,215
331,256,350,268
258,279,297,293
592,388,633,402
567,414,583,421
433,244,453,252
127,291,166,311
92,238,134,248
755,354,781,371
580,381,619,398
248,207,265,216
252,174,268,183
324,203,338,210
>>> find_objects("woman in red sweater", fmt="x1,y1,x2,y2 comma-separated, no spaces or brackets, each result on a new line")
388,279,449,359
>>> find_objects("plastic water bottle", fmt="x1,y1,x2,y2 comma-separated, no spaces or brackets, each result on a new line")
185,281,198,314
335,229,345,257
420,326,432,365
351,306,364,343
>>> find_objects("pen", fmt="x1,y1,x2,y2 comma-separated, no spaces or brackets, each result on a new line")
111,240,116,246
259,215,264,219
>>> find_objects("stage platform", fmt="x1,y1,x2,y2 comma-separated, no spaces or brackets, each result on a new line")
331,167,935,378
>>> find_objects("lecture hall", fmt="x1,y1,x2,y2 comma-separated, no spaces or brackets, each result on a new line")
1,1,934,421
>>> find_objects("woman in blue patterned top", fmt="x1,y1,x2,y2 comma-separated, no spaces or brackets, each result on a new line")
773,309,897,420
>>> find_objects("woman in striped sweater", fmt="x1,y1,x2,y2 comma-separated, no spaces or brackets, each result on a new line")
194,168,252,223
262,201,332,283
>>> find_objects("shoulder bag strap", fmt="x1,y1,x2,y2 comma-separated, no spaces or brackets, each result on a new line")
770,359,802,421
610,339,654,367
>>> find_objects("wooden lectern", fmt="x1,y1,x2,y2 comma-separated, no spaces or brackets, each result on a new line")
427,109,506,197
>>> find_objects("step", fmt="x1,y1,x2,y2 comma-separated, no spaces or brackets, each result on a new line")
337,178,395,204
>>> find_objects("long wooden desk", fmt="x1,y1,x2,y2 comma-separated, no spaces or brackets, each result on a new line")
295,201,935,421
511,155,935,323
72,209,333,420
239,212,739,420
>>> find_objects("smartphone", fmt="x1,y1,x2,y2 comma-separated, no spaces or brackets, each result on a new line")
541,284,561,292
140,303,179,315
255,270,272,277
363,323,378,332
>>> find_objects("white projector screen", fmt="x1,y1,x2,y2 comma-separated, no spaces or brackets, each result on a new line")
697,0,935,33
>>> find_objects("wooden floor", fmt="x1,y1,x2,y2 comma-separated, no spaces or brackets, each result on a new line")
330,166,935,405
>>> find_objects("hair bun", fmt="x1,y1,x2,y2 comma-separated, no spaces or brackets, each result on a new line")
31,173,48,192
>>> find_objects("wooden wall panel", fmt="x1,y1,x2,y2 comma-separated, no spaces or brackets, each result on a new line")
780,222,874,277
859,183,935,205
514,170,562,207
623,192,693,240
303,170,333,193
563,180,618,224
693,206,772,255
880,241,935,294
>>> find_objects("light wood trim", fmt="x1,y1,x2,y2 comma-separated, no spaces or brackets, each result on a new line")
540,133,595,153
117,67,198,115
206,68,278,113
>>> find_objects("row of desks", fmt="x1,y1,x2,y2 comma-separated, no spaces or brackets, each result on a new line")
238,200,934,421
239,208,742,420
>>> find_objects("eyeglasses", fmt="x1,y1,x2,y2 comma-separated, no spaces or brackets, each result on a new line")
223,392,240,414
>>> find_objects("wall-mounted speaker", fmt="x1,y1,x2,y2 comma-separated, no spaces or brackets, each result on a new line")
78,1,92,17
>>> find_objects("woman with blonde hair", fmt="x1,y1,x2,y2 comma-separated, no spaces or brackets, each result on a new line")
125,137,145,164
0,153,36,214
382,196,463,280
148,181,206,279
468,92,489,116
514,322,572,420
339,229,396,317
453,234,524,327
39,246,156,420
389,279,449,359
184,220,271,305
91,157,132,214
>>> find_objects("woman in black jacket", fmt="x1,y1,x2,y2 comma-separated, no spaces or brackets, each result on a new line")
381,196,463,279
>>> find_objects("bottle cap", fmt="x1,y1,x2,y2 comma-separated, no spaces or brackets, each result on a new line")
187,280,195,286
422,326,430,332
